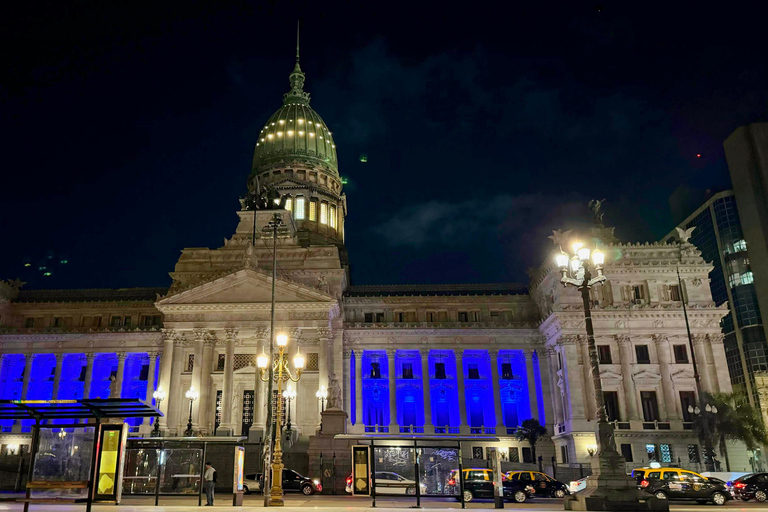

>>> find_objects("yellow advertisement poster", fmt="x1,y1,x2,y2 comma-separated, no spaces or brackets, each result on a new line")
97,430,120,496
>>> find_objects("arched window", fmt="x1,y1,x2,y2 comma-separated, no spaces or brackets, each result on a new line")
320,202,328,225
295,196,305,220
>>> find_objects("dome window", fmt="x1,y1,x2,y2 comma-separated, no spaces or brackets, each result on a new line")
284,197,293,213
295,196,305,220
287,130,294,136
298,119,304,124
320,202,328,225
309,200,317,221
279,120,285,124
330,205,337,229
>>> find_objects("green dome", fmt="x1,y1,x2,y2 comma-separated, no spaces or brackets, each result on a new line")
251,59,338,176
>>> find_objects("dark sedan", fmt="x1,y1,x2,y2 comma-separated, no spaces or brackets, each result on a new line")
253,468,322,495
730,473,768,502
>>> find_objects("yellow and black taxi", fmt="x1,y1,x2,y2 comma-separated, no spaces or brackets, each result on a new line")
504,471,569,498
446,468,535,503
632,467,731,505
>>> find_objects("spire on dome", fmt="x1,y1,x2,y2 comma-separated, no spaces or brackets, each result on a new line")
284,21,310,105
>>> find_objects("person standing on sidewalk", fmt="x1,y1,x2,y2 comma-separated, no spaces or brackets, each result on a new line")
204,461,216,506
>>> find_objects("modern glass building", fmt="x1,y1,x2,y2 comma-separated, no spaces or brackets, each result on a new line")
663,190,768,409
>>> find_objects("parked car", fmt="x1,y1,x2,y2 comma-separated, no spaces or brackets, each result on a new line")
569,477,588,494
344,471,427,495
243,473,262,494
251,469,322,495
505,470,569,498
730,473,768,502
447,468,535,503
637,467,731,505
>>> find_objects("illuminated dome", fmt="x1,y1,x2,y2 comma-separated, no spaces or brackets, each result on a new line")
251,58,338,178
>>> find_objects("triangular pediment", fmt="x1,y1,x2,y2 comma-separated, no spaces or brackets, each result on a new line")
632,368,662,382
157,267,336,306
598,368,623,381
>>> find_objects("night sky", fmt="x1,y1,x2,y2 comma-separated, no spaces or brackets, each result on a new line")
2,2,767,290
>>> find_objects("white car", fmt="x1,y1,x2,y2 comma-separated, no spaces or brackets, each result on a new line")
243,473,262,494
569,477,588,494
345,471,427,495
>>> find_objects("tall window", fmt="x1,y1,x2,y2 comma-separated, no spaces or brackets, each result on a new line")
673,344,689,363
295,196,305,220
330,205,336,228
467,364,480,380
620,444,633,462
560,445,569,463
641,391,660,422
435,363,446,380
458,312,469,322
284,197,292,212
309,200,317,221
604,391,620,422
501,363,513,379
635,345,651,364
598,345,612,364
668,285,681,301
402,363,413,379
370,362,381,379
320,202,328,224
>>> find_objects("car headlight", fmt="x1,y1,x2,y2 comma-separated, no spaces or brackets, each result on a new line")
313,479,320,485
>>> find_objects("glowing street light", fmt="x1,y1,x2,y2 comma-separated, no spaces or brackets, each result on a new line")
184,386,199,437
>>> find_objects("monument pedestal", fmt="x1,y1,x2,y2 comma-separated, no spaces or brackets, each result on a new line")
321,407,348,435
564,424,668,511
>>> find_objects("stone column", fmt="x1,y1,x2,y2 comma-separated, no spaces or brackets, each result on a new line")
546,348,564,425
654,335,678,420
167,337,185,435
20,354,35,400
190,329,206,433
318,327,331,393
158,330,175,432
355,349,363,426
455,349,467,433
537,347,554,427
111,352,126,399
387,348,398,432
219,327,237,435
710,335,731,393
51,353,64,399
420,348,433,433
82,352,95,399
578,338,595,420
693,336,713,392
525,349,540,422
489,350,504,432
617,335,639,420
254,328,269,432
199,333,214,434
142,352,160,429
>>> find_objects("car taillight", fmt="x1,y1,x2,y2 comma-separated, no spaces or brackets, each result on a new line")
640,480,649,488
316,484,323,491
735,483,747,489
448,479,455,486
346,476,352,485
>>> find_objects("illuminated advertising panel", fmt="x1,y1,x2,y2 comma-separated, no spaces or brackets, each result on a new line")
351,445,370,496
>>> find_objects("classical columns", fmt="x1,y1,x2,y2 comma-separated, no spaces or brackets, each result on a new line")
158,330,175,432
20,354,35,400
219,327,237,435
489,350,504,432
546,348,564,425
190,329,206,432
693,336,714,392
455,349,467,432
387,348,398,432
167,337,185,435
254,328,269,432
318,328,331,393
111,352,126,399
654,335,678,420
83,352,95,399
420,348,433,433
199,333,214,434
578,338,595,420
51,353,64,399
143,352,160,428
525,349,540,422
616,335,639,420
355,350,363,426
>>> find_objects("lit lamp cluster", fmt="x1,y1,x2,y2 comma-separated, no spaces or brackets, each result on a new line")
257,333,304,506
184,386,199,437
555,241,606,288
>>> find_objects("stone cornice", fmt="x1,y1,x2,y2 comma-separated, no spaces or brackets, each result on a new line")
342,327,540,337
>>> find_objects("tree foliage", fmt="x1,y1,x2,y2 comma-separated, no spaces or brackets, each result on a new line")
514,418,547,462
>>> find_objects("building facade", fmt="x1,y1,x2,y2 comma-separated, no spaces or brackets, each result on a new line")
0,50,752,472
662,191,768,420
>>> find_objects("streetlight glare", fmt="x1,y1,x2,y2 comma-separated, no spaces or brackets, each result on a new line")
578,247,590,261
277,334,288,346
570,258,581,272
294,351,306,369
555,253,569,268
592,249,605,266
572,241,584,253
257,351,269,369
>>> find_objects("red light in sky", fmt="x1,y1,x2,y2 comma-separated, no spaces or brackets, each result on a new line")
696,153,701,158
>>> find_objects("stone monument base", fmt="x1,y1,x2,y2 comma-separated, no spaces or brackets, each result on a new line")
320,408,348,435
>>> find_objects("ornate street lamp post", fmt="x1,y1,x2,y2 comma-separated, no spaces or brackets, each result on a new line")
556,239,666,511
152,387,166,437
316,387,327,413
284,385,296,435
184,386,199,437
258,333,305,506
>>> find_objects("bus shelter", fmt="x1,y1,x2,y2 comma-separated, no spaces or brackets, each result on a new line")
124,436,247,507
0,399,161,512
335,434,500,509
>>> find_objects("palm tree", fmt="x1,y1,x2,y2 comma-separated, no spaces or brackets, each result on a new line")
514,418,547,463
693,392,768,471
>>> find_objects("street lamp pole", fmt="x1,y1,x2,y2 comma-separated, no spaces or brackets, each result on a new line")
152,387,166,437
284,386,296,434
258,333,305,506
555,238,666,511
184,386,199,437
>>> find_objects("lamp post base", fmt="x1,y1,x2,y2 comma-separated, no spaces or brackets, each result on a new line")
564,446,668,511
